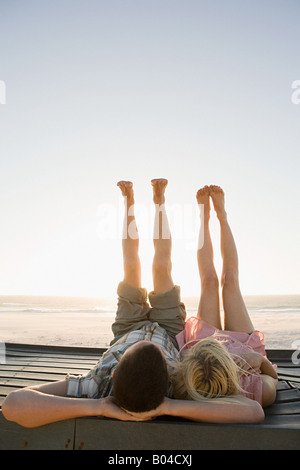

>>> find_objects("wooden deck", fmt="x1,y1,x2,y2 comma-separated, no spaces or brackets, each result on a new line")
1,343,300,450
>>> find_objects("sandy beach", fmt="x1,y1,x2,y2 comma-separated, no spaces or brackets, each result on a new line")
1,311,116,349
1,309,300,350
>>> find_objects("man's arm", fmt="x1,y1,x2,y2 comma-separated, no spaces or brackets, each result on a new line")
1,381,148,428
2,382,99,428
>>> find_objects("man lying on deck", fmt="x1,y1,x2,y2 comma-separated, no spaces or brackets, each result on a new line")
2,179,265,428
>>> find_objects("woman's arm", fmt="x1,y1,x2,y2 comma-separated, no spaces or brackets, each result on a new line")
233,351,278,407
261,375,278,407
129,395,265,424
260,356,278,379
235,351,278,379
161,395,265,424
1,381,148,428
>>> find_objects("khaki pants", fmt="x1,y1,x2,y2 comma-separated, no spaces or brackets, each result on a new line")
111,281,187,349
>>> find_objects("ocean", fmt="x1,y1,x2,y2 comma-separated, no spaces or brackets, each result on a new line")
1,294,300,350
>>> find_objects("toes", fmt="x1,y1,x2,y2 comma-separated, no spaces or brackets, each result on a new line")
151,178,168,188
196,186,210,196
209,185,224,194
197,186,209,192
196,186,210,205
117,180,133,188
117,181,133,196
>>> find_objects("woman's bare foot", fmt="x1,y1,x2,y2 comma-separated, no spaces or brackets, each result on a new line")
151,178,168,205
117,180,135,206
196,185,211,220
209,185,227,220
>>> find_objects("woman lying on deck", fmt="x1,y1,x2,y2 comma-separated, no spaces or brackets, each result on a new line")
170,185,278,409
2,180,269,428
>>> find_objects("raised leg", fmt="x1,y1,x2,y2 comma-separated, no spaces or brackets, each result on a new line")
117,181,142,288
196,186,222,329
151,178,174,294
210,185,254,333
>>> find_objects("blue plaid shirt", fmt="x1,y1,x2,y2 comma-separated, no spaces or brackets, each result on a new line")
66,322,179,399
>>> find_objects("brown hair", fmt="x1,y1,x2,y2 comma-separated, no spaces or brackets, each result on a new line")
112,342,168,412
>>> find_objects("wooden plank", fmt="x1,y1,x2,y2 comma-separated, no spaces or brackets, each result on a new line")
0,370,65,381
5,342,106,355
6,350,101,361
271,362,300,368
74,417,300,450
0,386,21,396
275,388,300,403
290,381,300,390
1,410,299,451
276,381,291,391
263,413,300,428
265,401,300,415
6,346,101,355
1,362,94,371
0,396,11,406
267,350,297,361
0,412,75,450
1,344,300,451
0,365,92,375
5,356,98,365
277,367,300,377
2,345,290,359
277,374,300,383
0,378,59,388
4,356,98,366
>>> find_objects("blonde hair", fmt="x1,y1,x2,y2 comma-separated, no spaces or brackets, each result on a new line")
171,337,243,401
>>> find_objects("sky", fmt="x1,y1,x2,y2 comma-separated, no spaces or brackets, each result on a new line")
0,0,300,298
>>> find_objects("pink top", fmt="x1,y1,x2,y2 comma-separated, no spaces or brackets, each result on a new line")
176,317,267,405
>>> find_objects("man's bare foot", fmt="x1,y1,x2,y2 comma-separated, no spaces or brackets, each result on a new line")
196,185,210,220
117,180,134,206
151,178,168,205
209,185,227,219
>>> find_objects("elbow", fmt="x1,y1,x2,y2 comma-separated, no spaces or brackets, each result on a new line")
2,391,19,423
2,390,31,428
251,402,265,424
238,397,265,424
261,377,278,408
